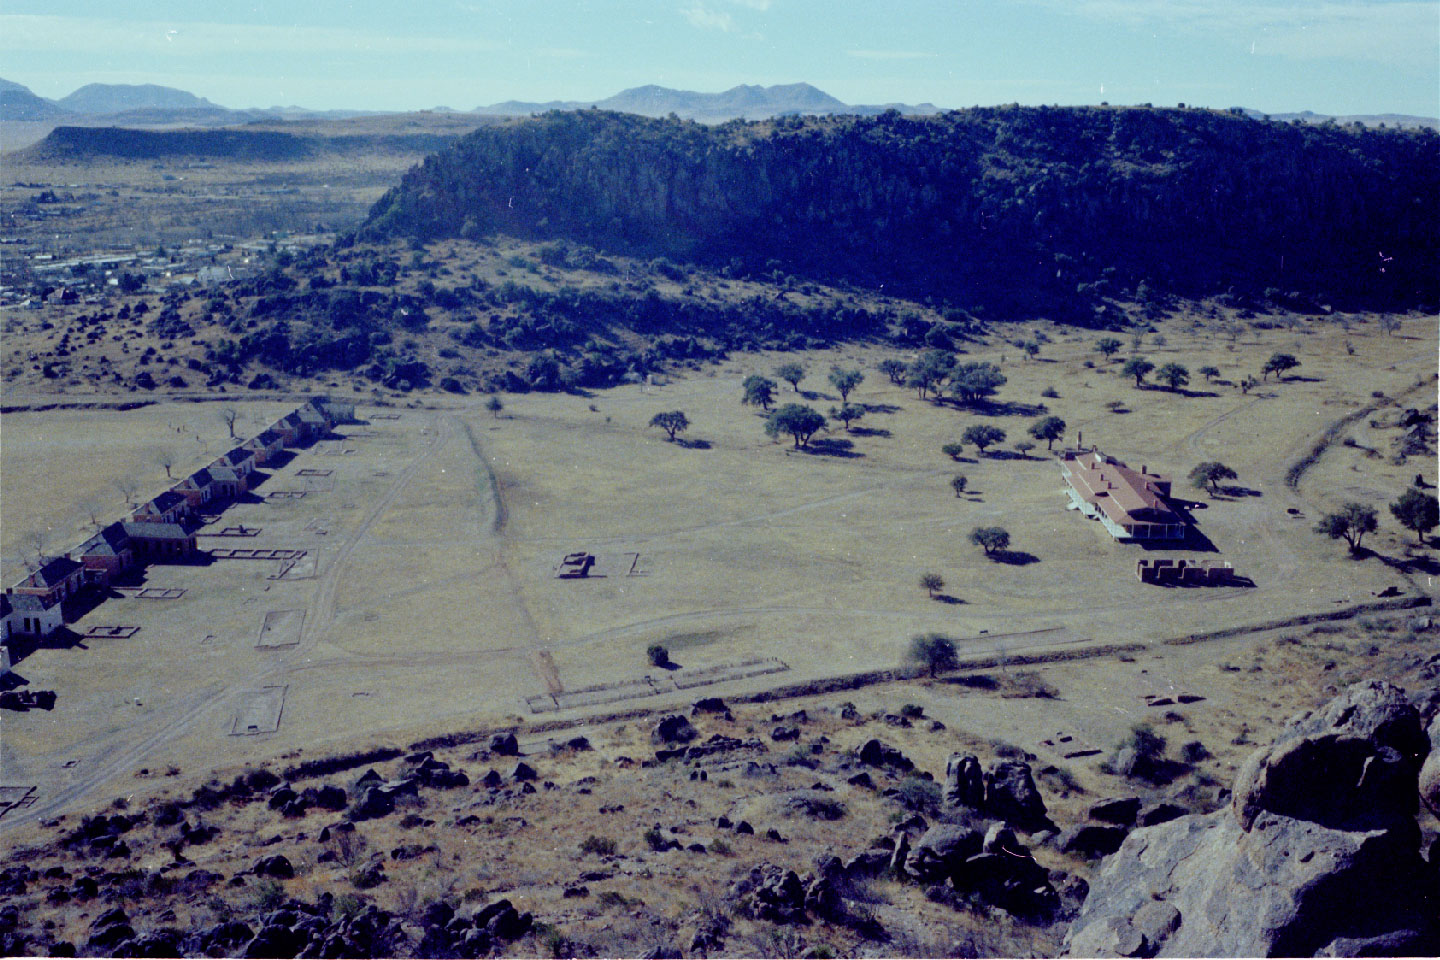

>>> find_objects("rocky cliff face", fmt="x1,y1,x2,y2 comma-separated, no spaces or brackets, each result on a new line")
1063,681,1438,957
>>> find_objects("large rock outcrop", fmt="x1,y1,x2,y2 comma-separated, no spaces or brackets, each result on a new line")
1064,681,1438,958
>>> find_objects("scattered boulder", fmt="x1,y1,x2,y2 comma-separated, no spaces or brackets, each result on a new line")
857,738,914,772
1056,824,1129,859
509,762,537,782
770,725,800,742
489,732,520,756
349,785,395,822
691,697,729,716
730,864,808,923
984,760,1053,833
1087,797,1141,827
905,824,983,884
943,753,985,812
652,715,698,745
1064,681,1440,957
253,855,294,879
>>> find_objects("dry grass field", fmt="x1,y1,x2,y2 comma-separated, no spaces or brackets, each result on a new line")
0,308,1434,836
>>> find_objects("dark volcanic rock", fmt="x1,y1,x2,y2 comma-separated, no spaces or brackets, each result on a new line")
1064,681,1440,957
857,738,913,772
943,753,985,812
1135,801,1187,827
984,760,1052,833
1231,679,1428,832
1087,796,1142,827
1056,824,1129,859
652,714,698,745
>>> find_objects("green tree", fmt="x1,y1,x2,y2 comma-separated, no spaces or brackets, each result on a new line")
647,644,670,667
919,572,945,599
648,410,690,441
765,404,827,448
742,375,777,411
1096,337,1122,360
828,366,864,401
1262,353,1300,380
485,395,505,418
776,361,806,391
950,474,968,497
877,358,908,385
1157,362,1190,391
1029,415,1066,451
908,633,957,678
1198,365,1220,383
948,362,1007,405
1315,502,1378,553
906,350,956,399
1188,461,1237,496
1390,487,1438,543
970,526,1011,556
1378,315,1400,337
961,423,1006,455
829,403,865,431
1014,440,1035,457
941,442,965,460
1122,357,1155,387
1022,341,1040,360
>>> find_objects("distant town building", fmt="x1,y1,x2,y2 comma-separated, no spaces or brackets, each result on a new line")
1061,450,1186,541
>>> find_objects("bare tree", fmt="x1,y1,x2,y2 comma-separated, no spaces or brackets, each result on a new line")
220,407,238,439
156,450,176,480
83,501,104,529
115,477,139,506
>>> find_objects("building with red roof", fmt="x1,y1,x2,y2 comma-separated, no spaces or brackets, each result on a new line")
1061,450,1186,541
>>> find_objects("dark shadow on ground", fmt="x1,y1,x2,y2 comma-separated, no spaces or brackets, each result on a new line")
799,438,863,458
1372,550,1440,576
800,389,837,402
0,671,30,691
1215,485,1262,498
989,549,1039,565
4,629,89,670
933,594,965,605
675,438,712,450
966,399,1049,418
849,426,892,438
862,403,903,415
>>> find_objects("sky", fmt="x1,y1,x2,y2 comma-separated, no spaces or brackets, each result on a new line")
2,1,1437,117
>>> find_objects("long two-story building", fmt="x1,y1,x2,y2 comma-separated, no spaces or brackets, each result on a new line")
1061,450,1187,541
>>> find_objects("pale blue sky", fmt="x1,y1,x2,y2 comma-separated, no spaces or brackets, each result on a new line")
3,1,1437,116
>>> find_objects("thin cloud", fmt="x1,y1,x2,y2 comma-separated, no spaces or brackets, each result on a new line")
682,3,738,32
1033,0,1438,71
847,50,938,61
0,14,504,58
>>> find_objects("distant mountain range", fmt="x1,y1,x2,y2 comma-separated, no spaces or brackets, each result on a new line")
474,82,942,122
1,77,1434,129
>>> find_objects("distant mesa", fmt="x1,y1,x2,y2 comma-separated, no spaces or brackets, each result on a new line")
58,82,222,115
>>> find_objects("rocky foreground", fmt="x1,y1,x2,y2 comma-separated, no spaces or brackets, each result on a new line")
0,675,1435,958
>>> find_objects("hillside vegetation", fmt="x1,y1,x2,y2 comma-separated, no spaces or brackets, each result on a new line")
363,106,1439,316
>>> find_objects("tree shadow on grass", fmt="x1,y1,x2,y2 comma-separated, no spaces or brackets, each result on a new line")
968,399,1049,418
989,550,1039,565
862,402,904,415
1215,485,1262,498
933,594,965,605
1374,551,1440,576
799,438,864,458
675,437,712,450
849,426,892,438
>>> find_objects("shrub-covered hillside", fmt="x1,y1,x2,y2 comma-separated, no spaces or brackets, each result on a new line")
362,106,1439,315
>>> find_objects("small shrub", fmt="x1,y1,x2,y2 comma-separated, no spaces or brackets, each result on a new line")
899,703,924,719
710,838,732,856
334,893,365,919
642,826,669,851
251,878,286,911
646,644,669,667
1036,765,1083,797
1180,740,1211,763
579,835,616,856
1041,386,1059,398
891,775,941,814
